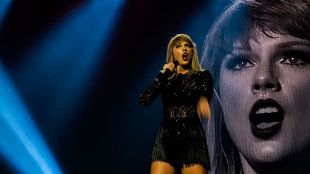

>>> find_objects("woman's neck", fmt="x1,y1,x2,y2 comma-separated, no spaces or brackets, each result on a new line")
176,65,189,74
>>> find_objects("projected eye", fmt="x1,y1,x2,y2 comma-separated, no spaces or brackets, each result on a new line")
281,57,304,65
225,56,255,71
280,51,309,66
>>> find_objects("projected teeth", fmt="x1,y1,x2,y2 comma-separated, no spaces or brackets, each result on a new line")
257,122,279,129
256,107,278,114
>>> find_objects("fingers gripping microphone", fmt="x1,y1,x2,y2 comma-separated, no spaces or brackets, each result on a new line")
164,60,178,76
173,59,179,67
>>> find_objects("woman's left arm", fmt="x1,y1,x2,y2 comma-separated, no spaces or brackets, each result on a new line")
197,70,213,119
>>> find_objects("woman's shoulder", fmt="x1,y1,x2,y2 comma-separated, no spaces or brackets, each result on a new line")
197,69,212,78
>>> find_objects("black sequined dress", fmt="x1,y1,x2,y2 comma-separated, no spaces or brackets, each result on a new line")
138,70,213,170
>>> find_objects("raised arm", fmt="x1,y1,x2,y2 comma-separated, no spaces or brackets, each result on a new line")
138,71,169,107
138,62,175,107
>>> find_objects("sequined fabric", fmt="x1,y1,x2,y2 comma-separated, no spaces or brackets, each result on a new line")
138,70,213,171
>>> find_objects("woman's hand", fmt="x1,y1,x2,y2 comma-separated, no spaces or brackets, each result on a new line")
197,96,211,119
160,62,175,73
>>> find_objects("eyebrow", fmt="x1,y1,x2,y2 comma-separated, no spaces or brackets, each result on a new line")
230,49,250,55
276,40,310,49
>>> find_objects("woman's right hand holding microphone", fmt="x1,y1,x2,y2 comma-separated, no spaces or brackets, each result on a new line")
160,62,175,74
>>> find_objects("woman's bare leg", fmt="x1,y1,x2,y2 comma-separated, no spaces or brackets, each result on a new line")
181,164,207,174
150,161,175,174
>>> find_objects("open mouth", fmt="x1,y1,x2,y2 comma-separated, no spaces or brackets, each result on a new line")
182,53,188,61
249,98,284,140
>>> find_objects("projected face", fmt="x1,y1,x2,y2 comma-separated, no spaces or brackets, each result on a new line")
219,30,310,165
172,40,193,67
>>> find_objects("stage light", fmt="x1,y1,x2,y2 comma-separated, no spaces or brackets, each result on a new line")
0,62,63,174
0,0,12,25
15,0,124,129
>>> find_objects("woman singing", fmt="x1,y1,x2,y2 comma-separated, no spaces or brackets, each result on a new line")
202,0,310,173
138,34,213,174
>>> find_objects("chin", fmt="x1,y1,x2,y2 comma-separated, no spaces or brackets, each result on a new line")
182,61,192,67
248,139,290,163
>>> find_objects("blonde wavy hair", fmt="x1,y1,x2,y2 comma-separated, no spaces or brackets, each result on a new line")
166,34,202,74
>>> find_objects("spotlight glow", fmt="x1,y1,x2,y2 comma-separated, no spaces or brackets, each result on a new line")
0,63,63,174
0,0,11,25
16,0,124,129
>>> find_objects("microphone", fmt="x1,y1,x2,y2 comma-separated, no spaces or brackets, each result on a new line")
173,59,179,67
164,60,178,75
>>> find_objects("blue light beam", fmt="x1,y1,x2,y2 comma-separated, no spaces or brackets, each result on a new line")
0,62,63,174
16,0,124,130
0,0,12,25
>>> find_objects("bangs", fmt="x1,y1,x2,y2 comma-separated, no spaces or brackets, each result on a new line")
172,36,194,47
246,0,310,40
203,0,310,77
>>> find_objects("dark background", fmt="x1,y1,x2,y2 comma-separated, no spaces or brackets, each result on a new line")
0,0,230,173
